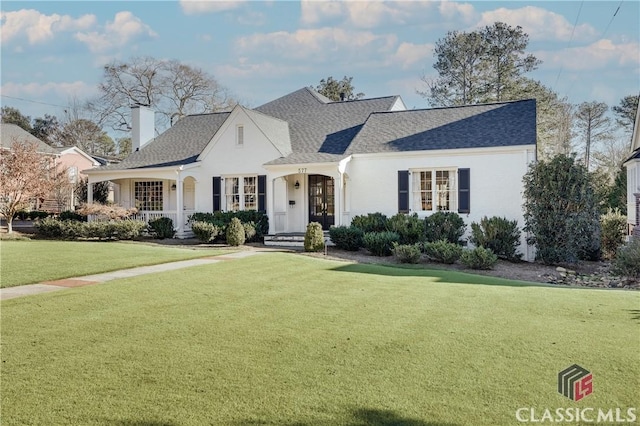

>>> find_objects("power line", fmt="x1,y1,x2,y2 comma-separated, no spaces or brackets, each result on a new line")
553,0,584,90
601,0,623,40
1,94,69,110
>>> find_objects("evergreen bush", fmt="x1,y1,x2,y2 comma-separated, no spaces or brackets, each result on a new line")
328,226,364,251
523,155,601,264
611,239,640,279
460,247,498,270
226,217,246,246
351,213,388,233
191,221,219,243
148,217,175,239
470,216,522,261
600,209,627,260
387,213,426,244
422,239,463,264
363,231,400,256
392,243,422,264
304,222,325,252
424,211,466,244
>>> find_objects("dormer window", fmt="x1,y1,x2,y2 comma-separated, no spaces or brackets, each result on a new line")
236,125,244,147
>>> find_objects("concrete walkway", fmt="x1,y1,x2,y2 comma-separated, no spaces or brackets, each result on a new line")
0,250,265,301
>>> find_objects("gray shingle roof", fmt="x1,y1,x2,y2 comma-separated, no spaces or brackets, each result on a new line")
0,123,58,155
96,112,230,170
256,87,400,155
346,99,536,154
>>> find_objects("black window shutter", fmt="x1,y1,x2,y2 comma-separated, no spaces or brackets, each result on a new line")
458,168,470,214
258,175,266,212
212,176,221,212
398,170,409,214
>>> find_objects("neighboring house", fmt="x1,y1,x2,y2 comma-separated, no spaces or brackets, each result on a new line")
0,123,61,212
84,87,537,259
0,123,59,155
57,146,101,209
623,102,640,237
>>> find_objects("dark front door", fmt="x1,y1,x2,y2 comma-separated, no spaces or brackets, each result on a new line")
308,175,335,230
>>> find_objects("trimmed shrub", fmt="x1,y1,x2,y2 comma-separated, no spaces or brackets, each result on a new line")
600,209,627,260
611,238,640,279
470,216,522,261
351,213,388,233
188,211,268,240
363,231,400,256
191,221,219,243
148,217,175,239
423,239,463,264
13,210,29,220
34,217,64,238
35,218,146,240
59,210,87,222
392,243,421,264
387,213,425,245
29,211,49,220
304,222,325,252
328,226,364,251
424,211,466,244
226,217,246,246
243,222,257,242
460,247,498,270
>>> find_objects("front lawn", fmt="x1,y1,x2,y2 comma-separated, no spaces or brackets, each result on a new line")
0,240,229,288
1,253,638,425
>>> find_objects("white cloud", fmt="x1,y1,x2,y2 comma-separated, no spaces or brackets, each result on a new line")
74,11,157,53
477,6,598,41
235,27,397,61
0,9,95,45
389,42,434,69
180,0,246,15
1,80,97,99
300,0,476,29
535,39,640,71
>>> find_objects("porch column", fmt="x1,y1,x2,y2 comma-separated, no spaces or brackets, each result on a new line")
175,176,184,238
335,174,343,227
87,181,94,204
634,193,640,238
267,176,275,235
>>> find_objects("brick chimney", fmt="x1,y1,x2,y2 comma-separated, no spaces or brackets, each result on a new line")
131,105,155,151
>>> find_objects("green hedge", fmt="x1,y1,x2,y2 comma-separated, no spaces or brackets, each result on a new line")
423,240,463,264
328,226,364,251
35,217,147,240
363,231,399,256
188,211,268,240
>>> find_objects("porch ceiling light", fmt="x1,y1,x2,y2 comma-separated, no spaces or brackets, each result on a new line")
294,180,300,189
171,184,177,190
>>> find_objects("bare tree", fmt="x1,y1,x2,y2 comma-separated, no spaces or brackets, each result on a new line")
0,140,56,233
88,56,236,134
574,102,612,170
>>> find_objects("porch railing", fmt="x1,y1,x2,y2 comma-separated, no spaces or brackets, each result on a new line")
90,209,195,230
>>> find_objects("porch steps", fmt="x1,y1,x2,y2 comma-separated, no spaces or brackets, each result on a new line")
263,232,333,248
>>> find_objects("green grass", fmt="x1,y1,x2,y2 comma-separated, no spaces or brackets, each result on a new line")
0,240,229,287
1,253,638,425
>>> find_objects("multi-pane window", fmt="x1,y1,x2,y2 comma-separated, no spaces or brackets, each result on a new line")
134,181,163,211
412,169,456,212
243,176,256,210
225,175,257,211
225,177,240,211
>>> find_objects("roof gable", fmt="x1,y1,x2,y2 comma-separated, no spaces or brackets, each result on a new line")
0,123,58,155
346,99,537,154
97,112,230,171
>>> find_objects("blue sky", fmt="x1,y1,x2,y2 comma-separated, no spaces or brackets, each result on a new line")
1,0,638,128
